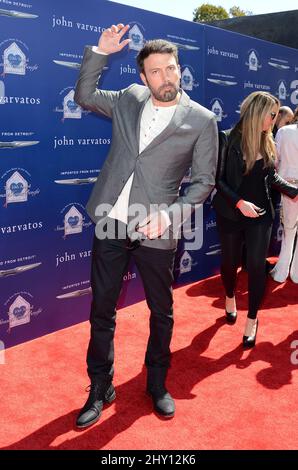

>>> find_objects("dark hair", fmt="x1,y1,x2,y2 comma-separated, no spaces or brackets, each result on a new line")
136,39,179,74
278,106,293,117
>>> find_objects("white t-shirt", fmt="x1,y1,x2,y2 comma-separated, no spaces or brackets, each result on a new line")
275,124,298,180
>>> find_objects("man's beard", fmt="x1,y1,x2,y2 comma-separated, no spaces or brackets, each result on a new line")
149,82,179,103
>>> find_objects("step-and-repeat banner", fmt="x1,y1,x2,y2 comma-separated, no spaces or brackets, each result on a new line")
1,0,297,349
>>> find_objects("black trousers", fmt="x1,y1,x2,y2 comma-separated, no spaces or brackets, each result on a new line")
87,231,176,380
217,220,272,319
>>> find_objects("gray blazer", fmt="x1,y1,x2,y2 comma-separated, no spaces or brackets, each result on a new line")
74,46,218,249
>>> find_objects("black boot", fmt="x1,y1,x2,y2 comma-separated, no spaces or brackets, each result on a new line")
76,378,116,429
147,367,175,418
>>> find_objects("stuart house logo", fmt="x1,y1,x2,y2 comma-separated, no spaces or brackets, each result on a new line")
4,42,26,75
63,89,81,119
246,50,261,72
56,203,92,238
64,205,83,236
179,251,193,275
8,295,31,329
128,24,144,52
5,171,28,204
211,99,227,122
54,88,83,120
278,81,288,100
181,67,195,91
1,39,38,75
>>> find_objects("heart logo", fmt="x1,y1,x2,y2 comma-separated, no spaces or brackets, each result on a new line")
183,76,191,85
213,107,221,116
251,57,256,66
132,34,141,44
68,216,79,227
182,258,190,268
8,53,22,67
13,306,26,319
67,100,78,112
10,182,24,195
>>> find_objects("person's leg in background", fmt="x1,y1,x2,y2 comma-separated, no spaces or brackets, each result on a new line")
271,195,298,282
290,227,298,282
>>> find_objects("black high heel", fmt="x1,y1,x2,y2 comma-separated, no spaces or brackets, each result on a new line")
243,318,258,349
225,310,237,324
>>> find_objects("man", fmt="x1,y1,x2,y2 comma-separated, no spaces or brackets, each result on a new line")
273,106,294,137
74,23,218,428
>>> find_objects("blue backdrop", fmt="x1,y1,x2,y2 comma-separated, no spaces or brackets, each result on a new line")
1,0,297,349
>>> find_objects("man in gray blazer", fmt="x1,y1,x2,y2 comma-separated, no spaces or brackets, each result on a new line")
74,23,218,428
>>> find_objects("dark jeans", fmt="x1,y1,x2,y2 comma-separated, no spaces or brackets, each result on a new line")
217,221,272,319
87,230,176,381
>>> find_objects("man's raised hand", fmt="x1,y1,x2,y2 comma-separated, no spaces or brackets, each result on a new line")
97,23,131,54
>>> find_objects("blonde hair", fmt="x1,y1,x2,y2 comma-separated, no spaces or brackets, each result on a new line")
237,91,280,173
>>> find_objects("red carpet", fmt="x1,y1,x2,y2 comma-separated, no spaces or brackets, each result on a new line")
1,266,298,450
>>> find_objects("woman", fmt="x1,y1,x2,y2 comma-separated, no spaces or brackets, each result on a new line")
213,91,298,348
271,107,298,283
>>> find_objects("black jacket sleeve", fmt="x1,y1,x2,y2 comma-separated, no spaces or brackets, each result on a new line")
216,130,242,208
270,170,298,199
